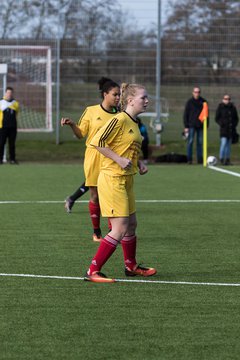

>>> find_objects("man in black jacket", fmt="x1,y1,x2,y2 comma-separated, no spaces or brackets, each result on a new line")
0,87,20,164
183,87,209,164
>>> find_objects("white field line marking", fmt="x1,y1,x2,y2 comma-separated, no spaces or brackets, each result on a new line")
0,273,240,287
1,200,240,204
208,165,240,178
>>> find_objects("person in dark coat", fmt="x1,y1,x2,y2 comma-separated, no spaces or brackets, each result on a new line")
137,117,149,164
215,95,239,165
183,87,209,164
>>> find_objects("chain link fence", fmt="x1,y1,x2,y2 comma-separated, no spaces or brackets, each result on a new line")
0,0,239,144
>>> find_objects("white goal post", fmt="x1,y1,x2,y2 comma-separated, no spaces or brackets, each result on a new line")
0,63,7,95
0,45,52,132
140,97,169,145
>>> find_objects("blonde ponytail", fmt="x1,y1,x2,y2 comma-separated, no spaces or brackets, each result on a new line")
120,83,128,111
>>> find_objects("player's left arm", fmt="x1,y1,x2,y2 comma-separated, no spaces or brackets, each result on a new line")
13,101,20,117
16,101,20,113
138,160,148,175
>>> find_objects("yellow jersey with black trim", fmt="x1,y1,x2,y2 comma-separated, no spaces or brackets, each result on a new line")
77,104,118,147
0,97,20,129
90,111,142,176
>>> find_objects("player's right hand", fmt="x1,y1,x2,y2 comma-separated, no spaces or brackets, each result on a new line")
61,117,74,126
118,157,132,170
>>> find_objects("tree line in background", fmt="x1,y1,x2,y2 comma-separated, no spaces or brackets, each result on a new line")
0,0,240,85
163,0,240,85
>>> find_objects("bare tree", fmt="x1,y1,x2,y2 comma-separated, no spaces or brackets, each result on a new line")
0,0,25,38
162,0,240,85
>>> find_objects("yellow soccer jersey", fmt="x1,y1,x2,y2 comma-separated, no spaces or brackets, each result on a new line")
90,111,142,176
0,98,19,129
77,104,118,147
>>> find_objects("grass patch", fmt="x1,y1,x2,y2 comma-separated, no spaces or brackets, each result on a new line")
0,164,240,359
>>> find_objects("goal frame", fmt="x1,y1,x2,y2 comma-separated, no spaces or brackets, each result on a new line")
140,97,169,145
0,45,52,132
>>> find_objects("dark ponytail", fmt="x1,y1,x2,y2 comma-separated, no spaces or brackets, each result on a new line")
98,77,119,98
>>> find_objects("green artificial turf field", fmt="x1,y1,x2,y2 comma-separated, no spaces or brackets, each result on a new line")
0,164,240,360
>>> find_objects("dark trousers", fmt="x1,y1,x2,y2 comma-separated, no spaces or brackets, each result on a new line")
141,140,149,160
187,127,203,163
0,128,17,161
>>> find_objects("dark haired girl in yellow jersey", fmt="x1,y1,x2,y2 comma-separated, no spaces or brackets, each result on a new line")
84,83,157,283
61,78,120,242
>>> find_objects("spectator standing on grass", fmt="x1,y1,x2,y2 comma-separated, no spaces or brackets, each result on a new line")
0,87,20,164
61,77,120,242
84,83,157,283
215,94,239,165
183,87,209,164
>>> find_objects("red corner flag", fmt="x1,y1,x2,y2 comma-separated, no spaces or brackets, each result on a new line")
199,102,208,123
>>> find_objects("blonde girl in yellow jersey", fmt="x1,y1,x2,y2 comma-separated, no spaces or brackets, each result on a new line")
61,78,120,242
84,83,157,283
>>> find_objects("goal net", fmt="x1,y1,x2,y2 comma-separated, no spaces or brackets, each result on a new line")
139,97,170,146
0,45,52,132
